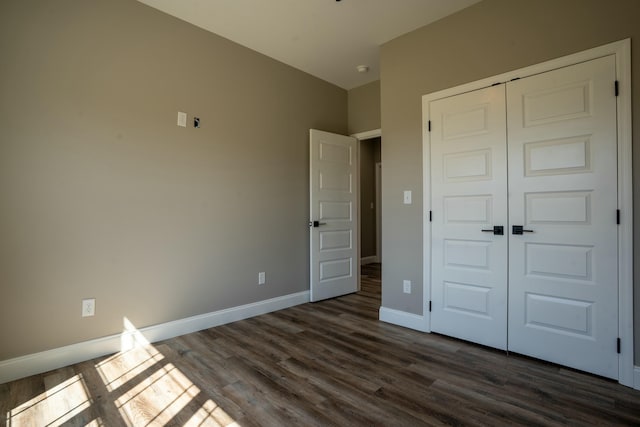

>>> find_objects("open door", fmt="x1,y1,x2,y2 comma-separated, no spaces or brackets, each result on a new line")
309,129,358,302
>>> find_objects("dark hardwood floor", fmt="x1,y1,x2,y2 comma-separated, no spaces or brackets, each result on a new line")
2,263,640,426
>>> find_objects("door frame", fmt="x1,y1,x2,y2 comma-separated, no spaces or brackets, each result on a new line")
421,39,633,386
376,161,382,263
352,129,382,289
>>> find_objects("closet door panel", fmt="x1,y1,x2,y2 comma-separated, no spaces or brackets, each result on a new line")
430,85,508,350
506,56,619,379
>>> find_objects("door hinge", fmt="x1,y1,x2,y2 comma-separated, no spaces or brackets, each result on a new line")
429,301,432,312
429,211,432,222
617,209,621,225
615,80,619,97
428,120,431,132
617,337,621,354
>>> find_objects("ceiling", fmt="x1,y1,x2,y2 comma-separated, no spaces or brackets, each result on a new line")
137,0,481,90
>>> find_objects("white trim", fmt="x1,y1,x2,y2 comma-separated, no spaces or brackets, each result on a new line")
634,366,640,391
0,291,309,385
351,128,381,140
422,39,633,386
614,39,634,388
356,135,361,291
421,93,432,333
379,306,429,332
361,256,378,265
375,162,382,263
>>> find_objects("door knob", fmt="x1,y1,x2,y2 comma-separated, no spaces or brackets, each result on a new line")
481,226,504,235
512,225,534,235
309,221,327,228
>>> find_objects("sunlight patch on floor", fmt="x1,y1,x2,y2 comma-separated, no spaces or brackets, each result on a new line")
106,317,240,426
7,374,93,426
115,362,200,426
9,317,239,426
184,399,241,427
95,344,164,393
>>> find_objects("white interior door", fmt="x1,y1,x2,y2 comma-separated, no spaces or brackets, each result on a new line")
430,85,508,350
310,129,358,302
506,56,619,378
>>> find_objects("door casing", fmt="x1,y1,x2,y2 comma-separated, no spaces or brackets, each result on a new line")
421,39,633,386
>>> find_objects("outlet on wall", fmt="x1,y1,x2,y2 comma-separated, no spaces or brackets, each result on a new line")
82,298,95,317
403,280,411,294
258,272,266,285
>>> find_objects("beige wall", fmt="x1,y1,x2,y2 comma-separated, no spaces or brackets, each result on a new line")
0,0,346,361
380,0,640,362
348,81,381,134
360,137,381,258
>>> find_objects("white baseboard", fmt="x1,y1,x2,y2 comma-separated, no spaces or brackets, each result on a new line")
360,256,379,265
634,366,640,390
379,306,429,332
0,291,309,385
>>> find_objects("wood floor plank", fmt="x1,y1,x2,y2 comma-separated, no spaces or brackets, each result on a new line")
170,333,240,386
202,331,331,409
0,381,10,426
3,263,640,426
74,360,129,427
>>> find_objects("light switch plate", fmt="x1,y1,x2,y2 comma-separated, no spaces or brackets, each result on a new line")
177,111,187,127
403,190,412,205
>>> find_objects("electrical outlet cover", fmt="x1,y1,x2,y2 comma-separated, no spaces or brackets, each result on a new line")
403,280,411,294
82,298,95,317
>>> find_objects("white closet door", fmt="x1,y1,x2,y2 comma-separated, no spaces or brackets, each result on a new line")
506,56,619,379
430,85,508,350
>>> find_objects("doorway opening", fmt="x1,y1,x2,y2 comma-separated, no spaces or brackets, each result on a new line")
353,129,382,294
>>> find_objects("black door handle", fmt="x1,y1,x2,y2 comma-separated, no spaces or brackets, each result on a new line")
309,221,327,228
512,225,534,235
481,226,504,235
